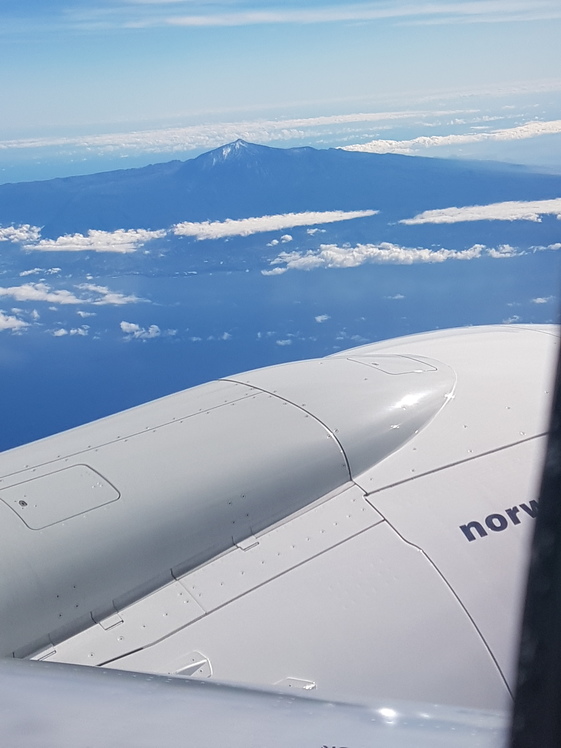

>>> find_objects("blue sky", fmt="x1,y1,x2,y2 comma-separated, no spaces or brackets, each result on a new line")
1,1,560,180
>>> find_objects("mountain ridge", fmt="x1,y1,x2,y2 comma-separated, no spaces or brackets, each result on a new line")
0,140,560,238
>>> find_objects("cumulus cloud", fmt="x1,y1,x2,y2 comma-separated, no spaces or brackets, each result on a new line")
0,282,141,306
261,267,286,276
26,228,165,253
486,244,520,258
532,296,554,304
315,314,330,323
173,210,377,240
76,310,96,318
0,311,28,332
401,198,561,225
19,267,61,276
535,242,561,252
265,242,488,272
0,283,85,305
280,234,293,243
276,339,292,346
120,321,161,339
0,224,42,243
77,284,141,305
343,119,561,155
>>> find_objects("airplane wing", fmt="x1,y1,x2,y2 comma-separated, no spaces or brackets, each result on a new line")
0,324,557,745
0,658,506,748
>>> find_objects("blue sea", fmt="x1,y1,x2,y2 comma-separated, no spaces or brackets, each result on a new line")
2,251,559,451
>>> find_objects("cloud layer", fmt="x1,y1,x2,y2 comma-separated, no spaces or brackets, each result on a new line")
0,106,499,164
4,211,377,254
342,119,561,155
0,311,28,331
120,321,161,339
401,198,561,224
0,282,141,306
273,243,485,270
27,228,166,253
0,110,452,155
0,225,41,243
173,210,377,240
72,1,561,31
262,240,544,272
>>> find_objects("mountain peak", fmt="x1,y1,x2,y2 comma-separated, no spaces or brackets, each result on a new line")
199,139,271,167
221,139,252,156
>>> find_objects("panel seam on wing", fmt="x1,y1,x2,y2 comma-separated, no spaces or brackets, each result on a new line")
362,433,547,497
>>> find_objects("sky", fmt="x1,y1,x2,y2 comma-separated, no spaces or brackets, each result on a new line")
1,1,560,181
1,0,560,445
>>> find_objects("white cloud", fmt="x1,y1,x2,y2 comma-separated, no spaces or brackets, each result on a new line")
280,234,293,243
0,311,28,331
486,244,519,258
70,326,89,336
0,282,141,306
0,109,482,157
315,314,331,323
266,242,486,271
173,210,378,240
532,296,554,304
503,315,521,324
76,310,96,318
0,225,41,243
343,119,561,155
26,228,165,253
51,328,68,337
120,321,161,339
385,294,405,300
401,198,561,225
0,283,84,305
15,1,561,39
19,267,61,276
541,243,561,251
261,267,287,276
77,284,142,305
276,339,292,346
161,3,561,29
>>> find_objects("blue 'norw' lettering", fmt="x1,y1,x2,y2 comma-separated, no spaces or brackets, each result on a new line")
460,500,538,542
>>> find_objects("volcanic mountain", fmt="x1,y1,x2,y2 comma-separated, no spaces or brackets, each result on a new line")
1,139,560,238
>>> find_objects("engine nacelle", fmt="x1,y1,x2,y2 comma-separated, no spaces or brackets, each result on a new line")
0,324,557,711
